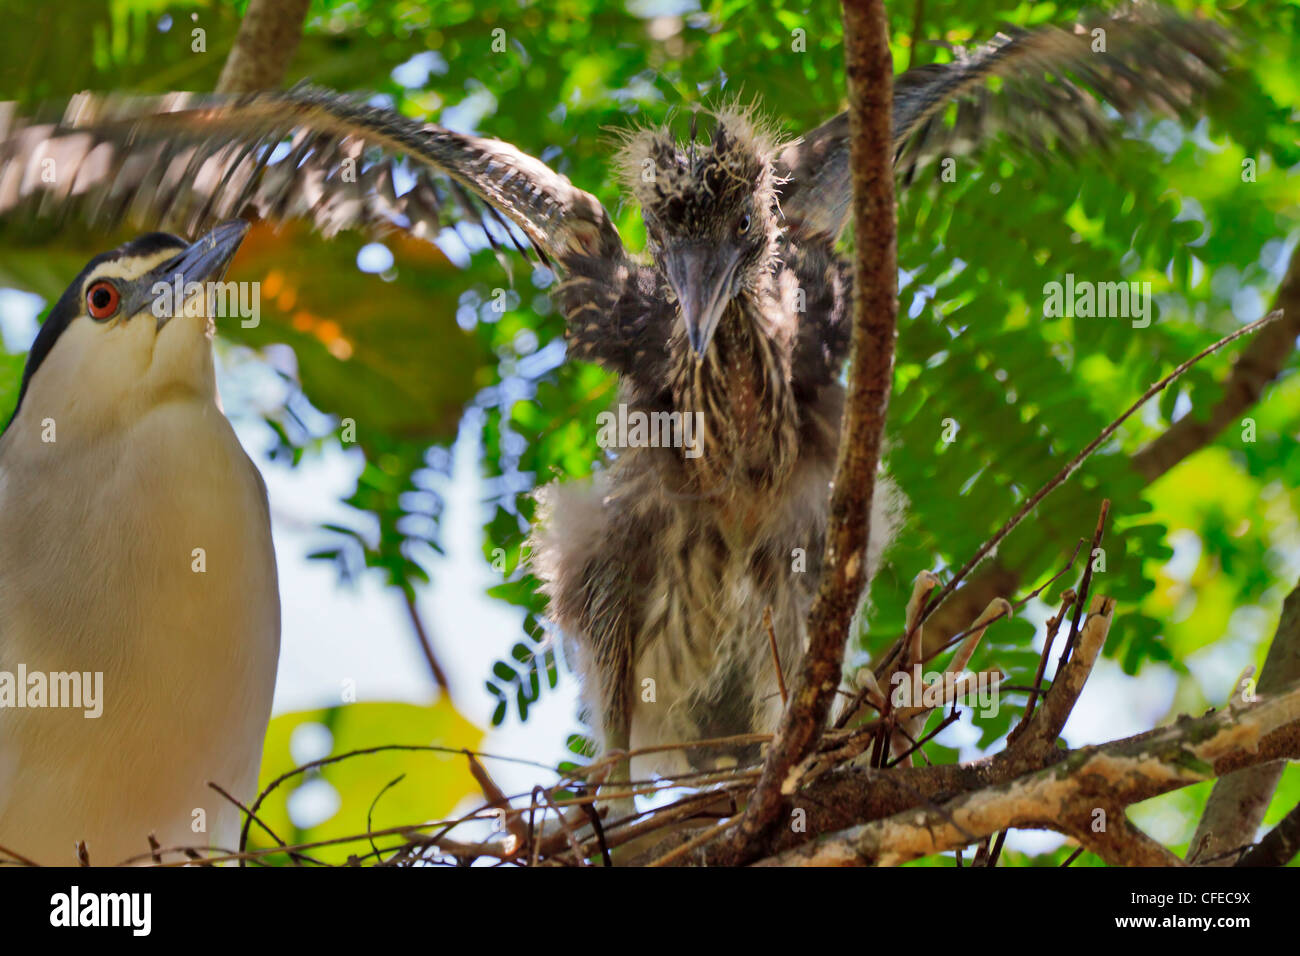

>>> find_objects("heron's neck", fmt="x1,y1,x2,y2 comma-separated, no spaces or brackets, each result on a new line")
671,289,798,494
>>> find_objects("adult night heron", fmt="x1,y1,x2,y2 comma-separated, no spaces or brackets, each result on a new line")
0,5,1228,781
0,221,280,865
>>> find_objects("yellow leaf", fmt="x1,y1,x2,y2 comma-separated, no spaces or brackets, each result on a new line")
252,699,483,864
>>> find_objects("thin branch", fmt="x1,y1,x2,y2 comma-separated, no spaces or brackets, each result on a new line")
0,843,40,867
207,781,319,866
907,0,928,70
465,750,529,858
1012,536,1086,611
764,605,789,706
646,817,736,868
537,787,591,867
368,774,410,865
915,241,1300,667
557,789,740,865
1060,500,1110,665
237,742,563,862
403,588,453,696
885,709,960,767
1009,588,1076,742
986,828,1008,867
918,602,1010,667
1018,595,1117,750
907,310,1283,650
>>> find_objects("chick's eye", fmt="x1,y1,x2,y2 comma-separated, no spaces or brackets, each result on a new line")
86,281,120,320
737,214,751,236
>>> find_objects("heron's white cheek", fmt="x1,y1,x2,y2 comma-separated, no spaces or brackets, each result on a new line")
148,312,217,398
11,320,151,439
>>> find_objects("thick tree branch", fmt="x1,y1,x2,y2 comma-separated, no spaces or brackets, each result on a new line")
216,0,312,95
1133,245,1300,482
754,681,1300,866
726,0,897,860
1191,576,1300,864
1237,798,1300,867
694,677,1300,866
727,303,1285,864
1072,810,1186,867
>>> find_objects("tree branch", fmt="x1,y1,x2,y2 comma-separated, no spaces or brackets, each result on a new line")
402,587,452,696
1237,797,1300,867
1069,808,1186,867
907,0,927,70
1133,245,1300,482
920,241,1300,664
1017,595,1115,750
754,680,1300,866
216,0,312,95
725,0,898,861
695,675,1300,865
1190,576,1300,864
906,312,1281,650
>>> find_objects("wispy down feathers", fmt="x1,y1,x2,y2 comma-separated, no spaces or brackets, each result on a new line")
612,103,791,230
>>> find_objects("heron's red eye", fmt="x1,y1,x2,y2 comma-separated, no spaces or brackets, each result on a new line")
86,281,120,320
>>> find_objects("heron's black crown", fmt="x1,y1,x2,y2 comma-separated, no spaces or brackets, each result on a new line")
5,232,189,430
618,108,787,249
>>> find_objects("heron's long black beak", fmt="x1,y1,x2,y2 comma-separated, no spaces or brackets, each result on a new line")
663,241,742,359
144,220,250,330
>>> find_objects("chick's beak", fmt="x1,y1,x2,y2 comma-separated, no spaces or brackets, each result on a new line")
663,241,742,359
143,219,250,331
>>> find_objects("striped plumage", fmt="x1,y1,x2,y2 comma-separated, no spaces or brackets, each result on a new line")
0,4,1230,776
535,107,905,776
